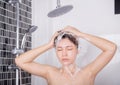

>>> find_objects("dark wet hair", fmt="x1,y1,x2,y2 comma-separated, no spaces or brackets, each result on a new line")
54,33,79,48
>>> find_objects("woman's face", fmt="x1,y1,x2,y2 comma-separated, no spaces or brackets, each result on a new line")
55,38,78,66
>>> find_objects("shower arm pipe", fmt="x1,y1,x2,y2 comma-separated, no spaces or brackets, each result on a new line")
16,2,20,49
57,0,61,8
16,2,20,85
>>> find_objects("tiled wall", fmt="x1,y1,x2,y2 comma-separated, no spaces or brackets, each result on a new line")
0,0,32,85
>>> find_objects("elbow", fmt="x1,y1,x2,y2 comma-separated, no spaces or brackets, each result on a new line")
15,57,20,67
111,43,117,51
15,57,23,68
108,43,117,54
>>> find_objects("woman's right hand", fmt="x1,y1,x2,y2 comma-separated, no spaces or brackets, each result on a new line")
48,31,60,48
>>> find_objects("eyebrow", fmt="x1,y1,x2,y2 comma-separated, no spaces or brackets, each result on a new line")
57,45,73,48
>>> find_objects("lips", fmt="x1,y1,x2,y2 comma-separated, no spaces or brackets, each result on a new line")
62,58,69,62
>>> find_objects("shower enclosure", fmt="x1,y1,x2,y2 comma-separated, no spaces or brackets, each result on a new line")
0,0,33,85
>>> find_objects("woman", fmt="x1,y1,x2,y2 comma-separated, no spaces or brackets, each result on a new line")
15,26,117,85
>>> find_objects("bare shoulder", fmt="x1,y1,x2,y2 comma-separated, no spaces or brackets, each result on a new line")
47,66,60,75
45,66,60,82
80,65,97,78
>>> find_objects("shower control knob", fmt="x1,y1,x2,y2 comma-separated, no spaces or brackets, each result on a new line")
12,47,24,54
8,64,18,71
8,0,21,6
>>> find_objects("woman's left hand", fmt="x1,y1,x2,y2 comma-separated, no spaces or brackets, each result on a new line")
62,26,81,37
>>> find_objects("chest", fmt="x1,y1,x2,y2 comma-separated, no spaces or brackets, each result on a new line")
47,72,94,85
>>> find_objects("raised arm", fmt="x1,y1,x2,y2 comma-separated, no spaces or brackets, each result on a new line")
15,32,58,78
62,26,117,76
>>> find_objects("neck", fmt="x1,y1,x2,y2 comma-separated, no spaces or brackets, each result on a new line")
64,63,76,72
60,63,80,78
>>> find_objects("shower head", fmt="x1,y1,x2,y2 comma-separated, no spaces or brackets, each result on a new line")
48,5,73,18
21,25,38,49
26,25,38,34
47,0,73,18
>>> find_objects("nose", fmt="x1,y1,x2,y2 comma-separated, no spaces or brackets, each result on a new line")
62,49,67,56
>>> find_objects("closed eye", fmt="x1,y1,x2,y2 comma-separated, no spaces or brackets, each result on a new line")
57,48,62,51
68,48,73,50
67,47,73,50
57,49,62,51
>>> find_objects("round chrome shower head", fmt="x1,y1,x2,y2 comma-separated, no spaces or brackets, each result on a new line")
26,25,38,33
21,25,38,50
47,5,73,18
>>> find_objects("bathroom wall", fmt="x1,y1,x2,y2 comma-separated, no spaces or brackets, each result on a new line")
0,0,32,85
31,0,53,85
32,0,120,85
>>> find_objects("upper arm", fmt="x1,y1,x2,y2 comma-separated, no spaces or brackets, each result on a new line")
86,48,116,76
16,60,53,78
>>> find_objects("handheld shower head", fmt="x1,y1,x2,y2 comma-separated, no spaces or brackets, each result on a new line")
21,25,38,50
11,25,38,54
47,0,73,18
26,25,38,33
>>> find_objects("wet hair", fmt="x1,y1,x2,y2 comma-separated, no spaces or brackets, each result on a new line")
54,32,79,48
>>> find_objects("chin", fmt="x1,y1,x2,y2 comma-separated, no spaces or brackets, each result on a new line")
62,62,73,66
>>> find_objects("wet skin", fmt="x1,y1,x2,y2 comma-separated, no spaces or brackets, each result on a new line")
46,38,95,85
